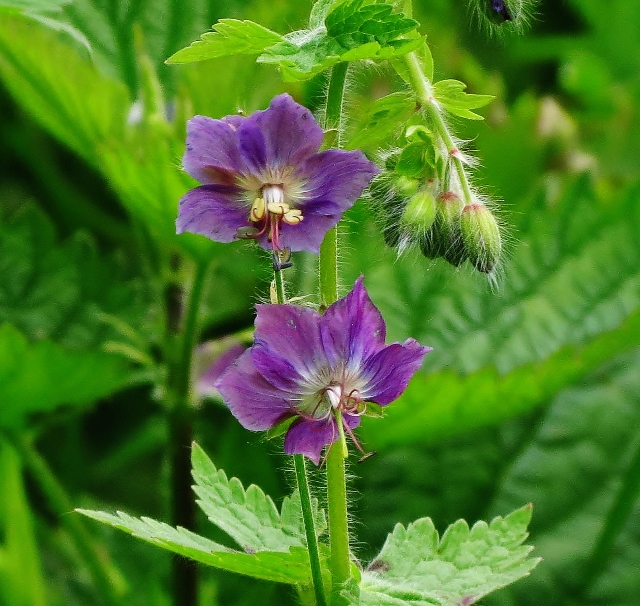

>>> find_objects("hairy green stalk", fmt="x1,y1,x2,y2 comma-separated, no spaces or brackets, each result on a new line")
273,265,328,606
321,61,351,606
402,51,474,205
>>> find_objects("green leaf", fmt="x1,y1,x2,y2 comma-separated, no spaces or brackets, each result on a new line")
0,324,132,430
166,19,284,64
357,505,539,605
433,79,494,120
484,348,640,605
78,443,328,584
346,92,416,150
76,509,314,584
0,441,46,606
0,204,146,350
191,442,326,552
258,0,422,81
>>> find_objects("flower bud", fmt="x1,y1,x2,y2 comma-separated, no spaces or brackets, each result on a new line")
460,203,502,273
435,191,467,266
401,189,437,233
395,175,420,197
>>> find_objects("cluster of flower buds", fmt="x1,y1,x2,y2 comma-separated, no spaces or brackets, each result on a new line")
375,172,502,274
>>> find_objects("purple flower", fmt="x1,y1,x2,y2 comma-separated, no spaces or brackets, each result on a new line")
215,277,431,464
176,94,379,253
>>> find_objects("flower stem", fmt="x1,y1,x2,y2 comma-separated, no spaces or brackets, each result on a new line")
320,62,352,606
401,51,474,205
273,265,328,606
9,433,127,605
165,257,209,606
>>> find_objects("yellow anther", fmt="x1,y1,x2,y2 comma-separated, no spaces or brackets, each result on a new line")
282,209,304,225
250,198,266,222
267,201,290,216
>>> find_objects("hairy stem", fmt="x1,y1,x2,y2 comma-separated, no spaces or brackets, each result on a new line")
11,434,127,605
401,51,474,204
273,265,328,606
165,258,209,606
321,62,351,606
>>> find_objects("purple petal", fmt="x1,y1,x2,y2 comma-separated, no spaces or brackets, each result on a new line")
237,119,268,175
176,185,248,242
183,116,246,184
360,340,432,405
196,342,247,398
252,304,326,385
320,277,387,369
242,94,324,171
215,350,295,431
299,149,379,212
273,201,344,253
284,417,338,465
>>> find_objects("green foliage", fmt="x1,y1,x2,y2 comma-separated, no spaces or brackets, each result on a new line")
356,505,538,605
0,441,46,606
166,19,284,64
78,443,328,584
0,323,132,429
433,79,494,120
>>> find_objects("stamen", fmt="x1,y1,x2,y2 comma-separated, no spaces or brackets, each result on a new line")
326,385,342,409
267,201,289,215
250,197,266,222
283,209,303,225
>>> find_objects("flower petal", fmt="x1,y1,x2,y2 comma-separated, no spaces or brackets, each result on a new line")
360,340,432,405
284,417,338,465
252,304,326,386
320,277,387,369
215,350,295,431
183,115,246,184
273,201,344,253
176,185,248,242
243,94,324,171
299,149,379,212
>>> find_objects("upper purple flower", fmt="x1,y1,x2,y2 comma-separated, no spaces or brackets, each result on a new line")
215,277,431,464
176,94,379,253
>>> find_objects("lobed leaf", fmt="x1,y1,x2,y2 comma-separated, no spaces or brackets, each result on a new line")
433,79,494,120
356,505,539,605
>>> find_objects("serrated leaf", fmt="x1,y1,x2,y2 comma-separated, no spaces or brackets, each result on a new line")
166,19,284,64
346,92,416,150
258,0,422,81
484,348,640,605
191,442,326,553
357,505,538,605
0,441,46,606
0,204,146,350
76,509,313,584
0,324,131,429
433,79,494,120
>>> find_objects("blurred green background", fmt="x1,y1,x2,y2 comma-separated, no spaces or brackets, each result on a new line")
1,0,639,604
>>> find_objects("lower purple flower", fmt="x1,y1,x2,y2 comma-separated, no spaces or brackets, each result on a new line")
215,277,432,464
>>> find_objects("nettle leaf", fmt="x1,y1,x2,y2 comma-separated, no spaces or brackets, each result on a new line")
0,324,131,430
76,510,313,584
191,442,326,552
258,0,422,81
356,505,539,605
484,348,640,606
78,443,327,584
166,19,284,64
347,92,417,150
0,204,146,350
346,176,640,447
433,79,494,120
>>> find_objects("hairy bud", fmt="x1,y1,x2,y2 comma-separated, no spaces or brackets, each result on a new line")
460,203,502,273
401,190,437,234
434,191,467,266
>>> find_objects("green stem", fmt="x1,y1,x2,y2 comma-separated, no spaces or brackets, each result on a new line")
401,52,474,204
166,258,210,606
273,265,328,606
11,434,127,605
320,62,351,606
